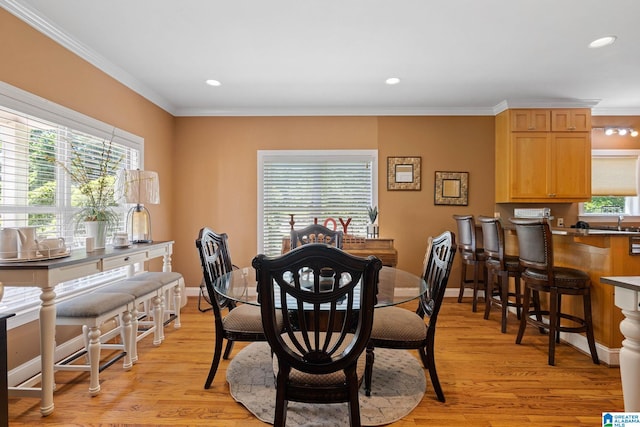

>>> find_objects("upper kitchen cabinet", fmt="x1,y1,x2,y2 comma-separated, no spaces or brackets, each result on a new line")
551,109,591,131
495,108,592,203
511,109,551,131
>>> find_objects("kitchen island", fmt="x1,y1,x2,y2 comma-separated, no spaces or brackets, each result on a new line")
505,227,640,366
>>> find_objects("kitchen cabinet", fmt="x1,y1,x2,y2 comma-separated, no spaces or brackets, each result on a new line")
496,108,591,203
551,109,591,131
510,109,550,131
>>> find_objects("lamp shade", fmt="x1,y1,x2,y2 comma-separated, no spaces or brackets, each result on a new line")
120,169,160,204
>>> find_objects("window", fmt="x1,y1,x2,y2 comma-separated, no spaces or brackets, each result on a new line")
580,149,640,218
258,150,378,256
0,82,142,317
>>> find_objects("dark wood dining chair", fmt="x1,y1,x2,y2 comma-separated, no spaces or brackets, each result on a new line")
253,243,382,427
509,218,599,366
364,231,456,402
290,223,344,249
195,227,283,389
452,214,486,312
477,216,522,333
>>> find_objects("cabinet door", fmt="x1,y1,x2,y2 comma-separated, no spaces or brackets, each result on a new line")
510,133,550,199
550,133,591,199
551,109,591,131
511,109,550,132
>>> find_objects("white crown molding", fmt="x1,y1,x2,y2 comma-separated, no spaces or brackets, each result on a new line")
591,107,640,116
493,98,602,115
174,106,498,117
0,0,177,115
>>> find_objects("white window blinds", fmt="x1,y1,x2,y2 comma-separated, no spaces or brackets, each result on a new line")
259,150,378,256
0,82,141,241
592,155,639,196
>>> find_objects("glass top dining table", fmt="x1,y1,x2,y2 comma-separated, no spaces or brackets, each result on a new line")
212,266,427,308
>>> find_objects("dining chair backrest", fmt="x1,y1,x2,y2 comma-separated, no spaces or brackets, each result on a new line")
419,231,457,326
290,224,344,250
478,216,507,269
253,243,381,374
508,218,553,276
452,214,480,260
195,227,235,315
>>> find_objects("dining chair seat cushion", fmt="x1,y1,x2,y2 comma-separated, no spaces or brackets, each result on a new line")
99,280,163,298
522,267,590,289
57,292,134,319
272,332,366,386
370,306,426,342
223,304,283,333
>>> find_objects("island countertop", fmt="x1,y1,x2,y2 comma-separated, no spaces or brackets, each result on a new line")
601,276,640,291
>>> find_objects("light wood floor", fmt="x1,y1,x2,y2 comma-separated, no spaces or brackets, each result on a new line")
9,297,624,426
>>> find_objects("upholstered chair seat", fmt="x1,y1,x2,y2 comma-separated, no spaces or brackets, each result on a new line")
370,307,427,342
224,304,283,333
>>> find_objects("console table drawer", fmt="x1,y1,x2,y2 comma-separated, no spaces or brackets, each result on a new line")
146,246,168,259
101,252,147,270
50,261,101,284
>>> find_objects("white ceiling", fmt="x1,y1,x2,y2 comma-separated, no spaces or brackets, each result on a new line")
3,0,640,116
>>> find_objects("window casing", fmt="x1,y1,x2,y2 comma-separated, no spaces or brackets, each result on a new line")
258,150,378,256
0,82,143,318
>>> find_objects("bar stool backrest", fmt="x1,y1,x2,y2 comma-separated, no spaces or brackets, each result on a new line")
509,218,554,277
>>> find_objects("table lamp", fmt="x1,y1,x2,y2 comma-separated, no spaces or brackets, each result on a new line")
121,169,160,243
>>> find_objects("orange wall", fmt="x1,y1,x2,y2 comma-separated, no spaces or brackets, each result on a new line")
0,9,175,270
173,115,496,286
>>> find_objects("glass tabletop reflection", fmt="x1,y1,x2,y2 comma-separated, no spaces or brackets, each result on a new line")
212,266,427,308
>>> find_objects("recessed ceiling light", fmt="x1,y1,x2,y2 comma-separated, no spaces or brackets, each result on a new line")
385,77,400,85
205,79,221,87
589,36,617,48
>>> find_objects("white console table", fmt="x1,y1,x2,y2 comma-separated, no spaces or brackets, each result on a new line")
601,276,640,411
0,241,174,416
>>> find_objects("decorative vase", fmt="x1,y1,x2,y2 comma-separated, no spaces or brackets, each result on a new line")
85,221,108,249
367,224,379,238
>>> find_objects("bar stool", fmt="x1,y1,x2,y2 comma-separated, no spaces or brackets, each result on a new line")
55,292,135,396
478,216,522,333
509,218,599,366
452,214,486,312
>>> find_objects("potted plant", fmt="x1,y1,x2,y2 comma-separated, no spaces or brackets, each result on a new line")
367,206,379,238
52,137,123,248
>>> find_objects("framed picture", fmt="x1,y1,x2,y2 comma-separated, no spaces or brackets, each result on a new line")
387,157,421,191
434,171,468,205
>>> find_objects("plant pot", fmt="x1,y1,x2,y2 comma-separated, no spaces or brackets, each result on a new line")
85,221,108,249
367,224,379,238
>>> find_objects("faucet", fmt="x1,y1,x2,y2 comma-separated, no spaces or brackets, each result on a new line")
618,215,625,231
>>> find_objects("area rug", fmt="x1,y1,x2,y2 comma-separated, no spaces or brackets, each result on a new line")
227,342,426,426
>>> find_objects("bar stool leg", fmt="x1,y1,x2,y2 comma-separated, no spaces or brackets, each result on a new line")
548,289,560,366
457,263,467,303
584,290,600,364
516,284,530,345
